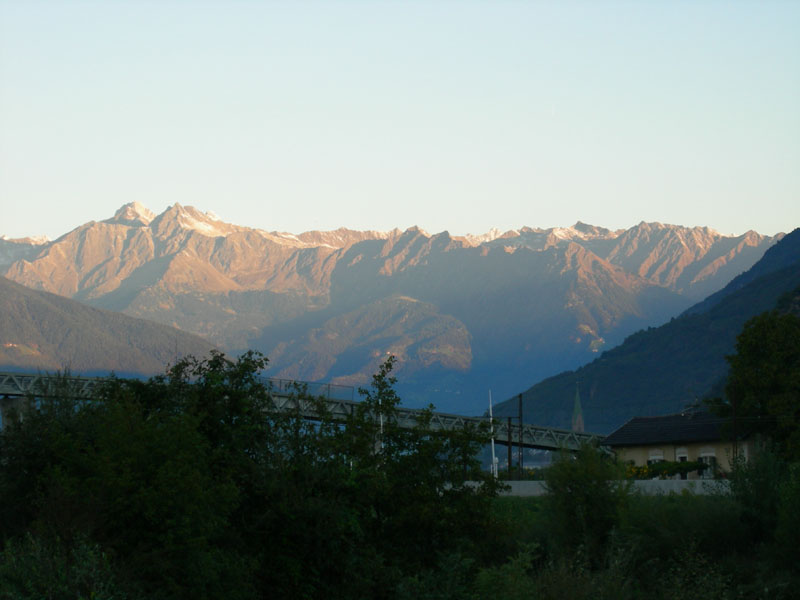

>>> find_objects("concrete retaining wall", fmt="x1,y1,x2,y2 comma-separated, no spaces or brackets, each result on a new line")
497,479,729,497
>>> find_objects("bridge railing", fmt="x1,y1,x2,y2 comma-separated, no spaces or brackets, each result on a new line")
0,371,606,451
0,372,357,402
0,371,103,399
264,377,355,402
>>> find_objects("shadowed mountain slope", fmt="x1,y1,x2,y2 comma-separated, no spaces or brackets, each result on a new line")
0,275,216,374
494,228,800,433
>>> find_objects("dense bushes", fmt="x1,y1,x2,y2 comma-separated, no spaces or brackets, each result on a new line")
0,352,500,599
0,352,797,598
542,445,629,561
485,447,800,600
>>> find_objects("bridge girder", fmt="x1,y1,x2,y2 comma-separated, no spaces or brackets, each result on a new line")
0,371,606,451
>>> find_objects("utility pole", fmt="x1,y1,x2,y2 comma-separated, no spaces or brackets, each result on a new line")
732,393,738,461
507,416,513,479
518,394,523,479
489,390,498,478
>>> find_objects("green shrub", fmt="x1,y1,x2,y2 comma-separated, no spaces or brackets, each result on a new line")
644,459,708,479
654,544,731,600
775,462,800,564
473,544,539,600
491,496,550,556
543,445,631,561
728,448,785,543
0,533,138,600
619,493,744,566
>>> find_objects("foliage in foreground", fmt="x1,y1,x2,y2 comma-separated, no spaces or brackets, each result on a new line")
709,310,800,460
0,352,499,599
477,448,800,600
0,349,798,599
542,445,629,562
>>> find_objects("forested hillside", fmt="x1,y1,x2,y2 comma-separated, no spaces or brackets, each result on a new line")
0,276,215,374
495,228,800,433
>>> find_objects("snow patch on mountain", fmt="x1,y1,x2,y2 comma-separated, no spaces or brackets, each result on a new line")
0,234,49,244
164,204,243,238
108,202,156,226
296,228,397,249
461,228,507,246
178,213,228,237
0,236,49,270
551,227,576,240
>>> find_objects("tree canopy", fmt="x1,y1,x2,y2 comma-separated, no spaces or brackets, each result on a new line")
0,351,500,599
723,311,800,459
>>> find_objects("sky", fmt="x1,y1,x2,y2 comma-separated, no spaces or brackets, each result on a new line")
1,1,798,240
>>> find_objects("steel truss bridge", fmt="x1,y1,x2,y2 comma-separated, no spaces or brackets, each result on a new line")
0,371,605,451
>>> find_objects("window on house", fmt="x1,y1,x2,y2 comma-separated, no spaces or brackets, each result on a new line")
647,450,664,479
699,455,716,479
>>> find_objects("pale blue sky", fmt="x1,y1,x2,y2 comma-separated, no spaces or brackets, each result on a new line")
1,1,798,240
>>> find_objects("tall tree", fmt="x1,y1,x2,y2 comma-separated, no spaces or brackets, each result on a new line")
724,311,800,459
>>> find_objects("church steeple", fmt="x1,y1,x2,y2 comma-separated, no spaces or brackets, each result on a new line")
572,381,584,433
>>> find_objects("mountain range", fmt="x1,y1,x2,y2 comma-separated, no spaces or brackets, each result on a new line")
0,202,782,413
493,228,800,433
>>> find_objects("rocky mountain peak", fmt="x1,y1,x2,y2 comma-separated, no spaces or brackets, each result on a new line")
107,202,156,227
150,203,242,238
404,225,429,236
460,228,506,246
572,222,619,238
295,227,398,249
